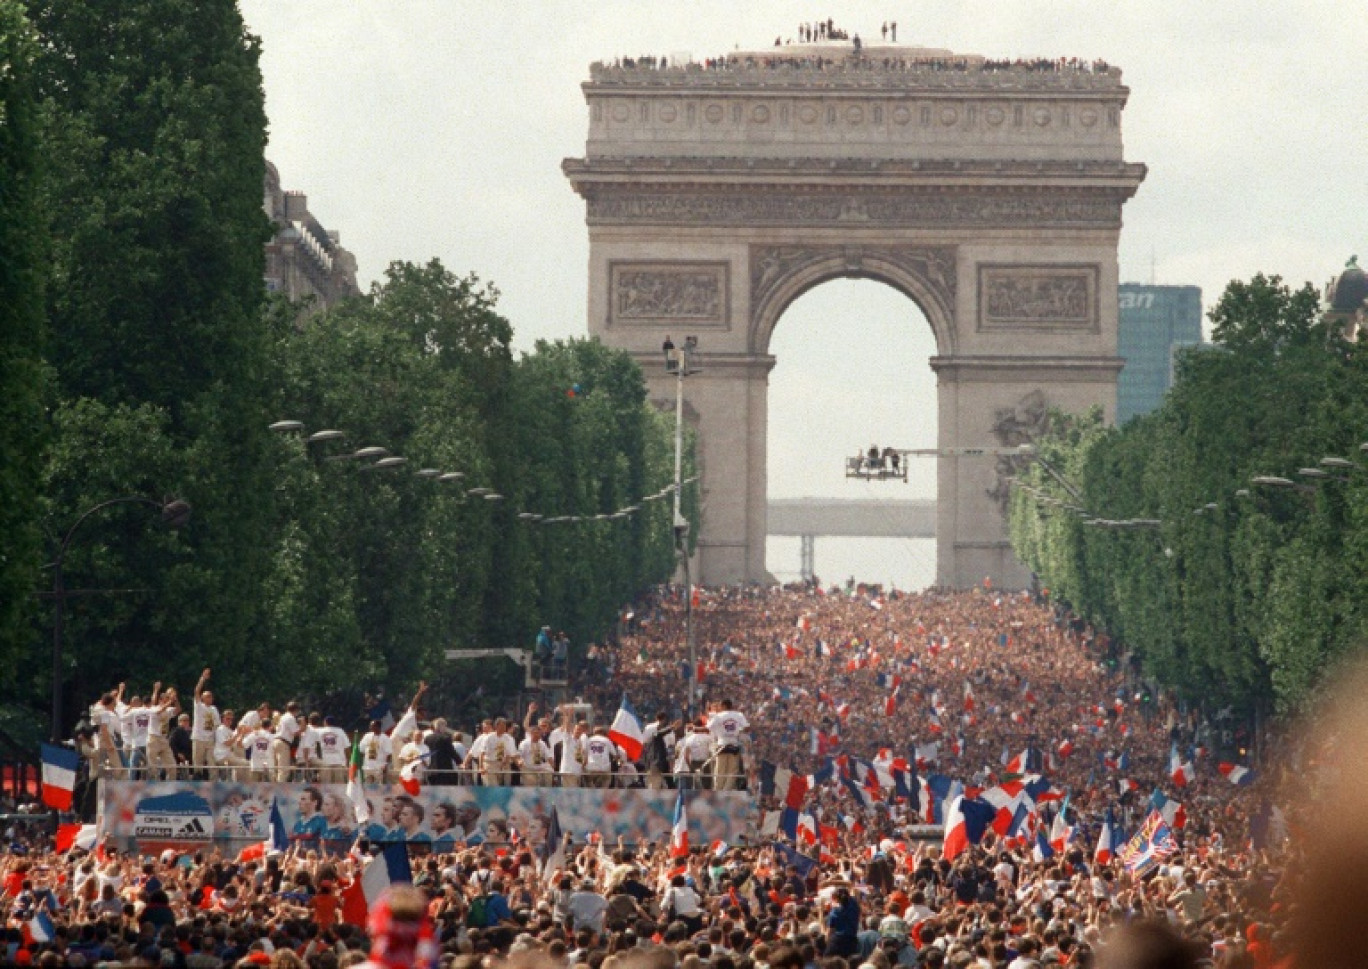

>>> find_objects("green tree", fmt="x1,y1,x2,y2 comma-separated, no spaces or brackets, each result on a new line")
1011,274,1368,714
0,1,48,677
30,0,279,723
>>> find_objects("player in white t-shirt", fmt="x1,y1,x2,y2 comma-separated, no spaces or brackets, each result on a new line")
190,668,218,777
397,730,429,787
214,710,250,780
145,684,180,780
675,723,714,790
243,722,275,781
360,721,392,785
296,713,326,780
707,700,750,791
238,702,270,732
554,720,588,788
518,724,554,787
273,702,302,781
120,695,153,779
583,729,622,789
317,716,351,784
478,719,517,787
88,692,121,779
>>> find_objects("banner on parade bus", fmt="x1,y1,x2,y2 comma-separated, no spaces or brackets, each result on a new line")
99,779,755,855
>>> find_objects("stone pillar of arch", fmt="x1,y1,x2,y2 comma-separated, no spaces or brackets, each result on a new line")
564,47,1145,587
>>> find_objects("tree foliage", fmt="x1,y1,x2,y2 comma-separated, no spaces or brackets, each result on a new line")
3,0,688,740
0,0,48,679
1010,274,1368,714
262,264,681,706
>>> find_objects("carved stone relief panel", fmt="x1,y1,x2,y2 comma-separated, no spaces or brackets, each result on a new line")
977,264,1099,332
608,261,729,328
986,389,1051,512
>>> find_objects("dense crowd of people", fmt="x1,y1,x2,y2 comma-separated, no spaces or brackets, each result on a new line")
9,584,1315,967
598,52,1114,77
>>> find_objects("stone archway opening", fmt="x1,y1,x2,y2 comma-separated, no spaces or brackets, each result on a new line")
766,278,938,589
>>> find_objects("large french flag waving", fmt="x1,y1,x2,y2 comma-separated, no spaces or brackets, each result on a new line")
670,791,690,859
942,794,995,862
608,694,646,761
41,743,79,811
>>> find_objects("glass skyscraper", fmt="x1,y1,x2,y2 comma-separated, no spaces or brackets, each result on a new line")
1117,284,1203,424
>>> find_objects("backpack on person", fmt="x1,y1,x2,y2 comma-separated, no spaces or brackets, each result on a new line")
466,893,490,929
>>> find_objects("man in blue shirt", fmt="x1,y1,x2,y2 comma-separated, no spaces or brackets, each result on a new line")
824,886,861,958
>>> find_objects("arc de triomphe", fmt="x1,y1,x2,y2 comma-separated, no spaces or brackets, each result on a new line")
564,46,1145,587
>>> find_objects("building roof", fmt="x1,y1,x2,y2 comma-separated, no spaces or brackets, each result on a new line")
1329,256,1368,313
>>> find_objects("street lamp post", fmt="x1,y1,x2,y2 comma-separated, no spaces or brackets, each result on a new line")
667,337,699,718
49,497,190,741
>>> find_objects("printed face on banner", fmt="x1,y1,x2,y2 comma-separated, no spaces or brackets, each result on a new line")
101,780,755,855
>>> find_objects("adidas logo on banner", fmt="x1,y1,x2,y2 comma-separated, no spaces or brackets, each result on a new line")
174,817,209,839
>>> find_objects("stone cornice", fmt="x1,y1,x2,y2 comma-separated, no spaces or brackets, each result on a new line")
586,65,1128,97
930,355,1125,381
565,156,1146,187
571,184,1133,230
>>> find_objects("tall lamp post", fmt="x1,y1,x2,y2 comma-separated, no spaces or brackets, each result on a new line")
49,497,191,741
666,337,700,718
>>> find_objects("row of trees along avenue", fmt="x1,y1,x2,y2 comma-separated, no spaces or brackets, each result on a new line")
0,0,687,743
1009,274,1368,724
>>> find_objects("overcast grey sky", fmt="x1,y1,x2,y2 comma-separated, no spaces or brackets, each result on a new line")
240,0,1366,584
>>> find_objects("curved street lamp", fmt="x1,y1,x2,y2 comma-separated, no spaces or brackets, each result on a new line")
49,496,190,741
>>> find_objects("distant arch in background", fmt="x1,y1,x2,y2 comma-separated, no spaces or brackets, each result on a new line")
565,47,1145,586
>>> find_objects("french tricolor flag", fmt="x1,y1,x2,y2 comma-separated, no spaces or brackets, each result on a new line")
41,743,79,812
1218,762,1254,787
1150,789,1187,830
941,795,995,862
362,842,414,908
1094,811,1121,865
55,823,98,855
607,694,646,761
1049,798,1074,852
25,910,54,945
1032,828,1055,862
980,784,1025,836
669,791,690,859
1168,746,1194,788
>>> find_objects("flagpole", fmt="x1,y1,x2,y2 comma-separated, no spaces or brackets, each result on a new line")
667,340,698,719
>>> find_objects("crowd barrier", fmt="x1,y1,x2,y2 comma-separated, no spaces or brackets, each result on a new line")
98,779,755,855
92,764,749,790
